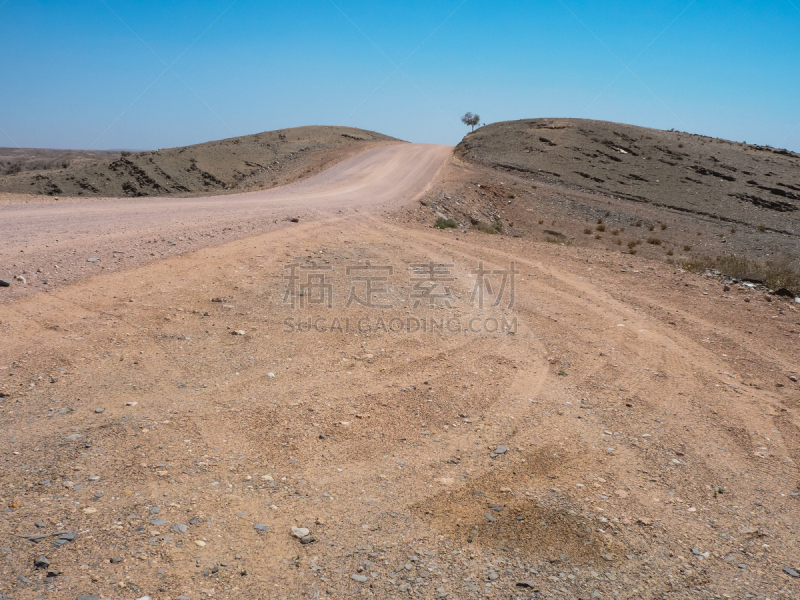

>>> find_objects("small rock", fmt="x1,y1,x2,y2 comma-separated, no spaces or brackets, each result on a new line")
254,523,269,532
35,520,46,528
784,566,800,578
94,408,105,413
231,330,246,336
34,555,50,568
0,279,11,287
194,540,206,547
173,524,188,534
267,372,275,378
291,526,310,539
110,557,122,563
488,571,499,580
790,375,798,383
82,507,97,514
484,512,496,522
516,581,537,589
88,475,100,481
125,401,137,407
76,596,100,600
87,257,100,263
602,554,614,562
494,445,507,455
300,534,315,544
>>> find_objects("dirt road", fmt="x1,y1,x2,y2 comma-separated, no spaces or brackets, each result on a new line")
1,144,799,600
0,143,450,301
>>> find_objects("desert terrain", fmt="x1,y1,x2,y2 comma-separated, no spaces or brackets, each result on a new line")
0,126,398,198
1,122,799,600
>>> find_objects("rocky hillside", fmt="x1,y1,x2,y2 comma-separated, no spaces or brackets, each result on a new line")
0,126,400,197
456,118,800,235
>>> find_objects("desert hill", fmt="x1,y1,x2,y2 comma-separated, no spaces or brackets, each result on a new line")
456,118,800,235
0,126,400,198
0,148,122,177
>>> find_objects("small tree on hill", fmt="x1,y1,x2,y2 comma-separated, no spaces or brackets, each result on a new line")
461,112,480,132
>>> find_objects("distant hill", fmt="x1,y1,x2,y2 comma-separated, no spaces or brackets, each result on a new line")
456,118,800,234
0,126,400,197
0,148,122,176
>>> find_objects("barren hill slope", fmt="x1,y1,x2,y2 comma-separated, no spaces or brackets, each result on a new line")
0,126,400,198
456,118,800,235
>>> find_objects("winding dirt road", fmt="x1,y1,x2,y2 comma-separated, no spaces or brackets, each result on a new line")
0,143,450,300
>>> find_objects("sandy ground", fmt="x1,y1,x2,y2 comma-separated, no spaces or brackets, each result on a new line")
1,146,800,600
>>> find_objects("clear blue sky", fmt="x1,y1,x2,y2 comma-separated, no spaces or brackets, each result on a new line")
1,0,798,151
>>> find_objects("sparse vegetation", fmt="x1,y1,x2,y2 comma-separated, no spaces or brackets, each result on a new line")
684,245,692,251
679,254,799,294
611,229,620,235
648,225,655,231
472,220,503,234
660,223,667,230
647,237,662,245
628,240,637,249
666,248,674,256
757,224,766,232
435,217,458,229
596,224,606,232
584,228,592,234
594,234,602,239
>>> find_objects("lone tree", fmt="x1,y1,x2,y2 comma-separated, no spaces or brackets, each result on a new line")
461,112,480,132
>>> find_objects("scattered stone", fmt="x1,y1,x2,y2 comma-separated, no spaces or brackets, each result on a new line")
76,596,100,600
94,408,105,413
351,574,368,583
784,566,800,578
494,445,508,455
0,279,10,287
300,535,315,544
88,475,100,481
484,513,496,522
34,555,50,568
125,401,137,407
35,520,46,528
267,372,275,378
86,257,100,263
110,557,122,563
790,375,798,383
173,524,188,533
231,330,246,336
194,540,206,547
602,554,614,562
291,526,310,539
254,523,269,532
488,571,499,580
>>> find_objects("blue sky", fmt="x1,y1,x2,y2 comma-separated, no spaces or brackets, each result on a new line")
1,0,798,150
